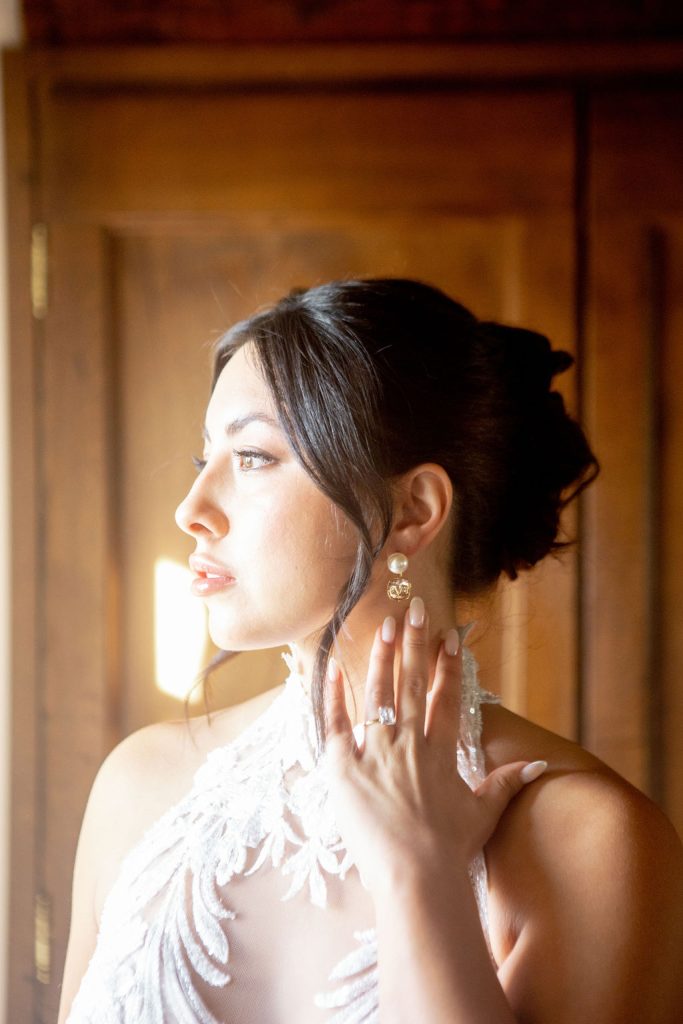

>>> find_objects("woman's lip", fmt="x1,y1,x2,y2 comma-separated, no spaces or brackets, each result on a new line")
190,574,236,597
189,555,236,578
188,556,236,596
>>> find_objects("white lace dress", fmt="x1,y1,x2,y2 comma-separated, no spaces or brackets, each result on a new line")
66,639,500,1024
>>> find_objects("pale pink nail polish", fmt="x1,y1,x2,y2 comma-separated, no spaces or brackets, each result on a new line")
444,628,459,656
520,760,548,783
381,615,396,643
409,596,425,628
327,657,337,681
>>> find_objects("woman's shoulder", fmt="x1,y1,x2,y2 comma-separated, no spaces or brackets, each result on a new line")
99,682,284,807
483,703,683,985
482,701,682,865
86,682,285,920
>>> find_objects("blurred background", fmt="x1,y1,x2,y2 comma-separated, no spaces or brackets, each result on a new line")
2,1,683,1020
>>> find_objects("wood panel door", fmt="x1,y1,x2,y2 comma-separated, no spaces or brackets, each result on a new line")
7,50,579,1022
585,87,683,827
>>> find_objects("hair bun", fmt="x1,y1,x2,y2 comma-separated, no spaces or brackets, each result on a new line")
549,349,574,377
479,322,574,394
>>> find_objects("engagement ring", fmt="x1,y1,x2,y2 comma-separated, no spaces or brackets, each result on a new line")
364,705,396,727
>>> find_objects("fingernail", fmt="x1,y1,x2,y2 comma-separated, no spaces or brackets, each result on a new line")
327,657,337,681
444,628,460,656
408,596,425,628
520,760,548,783
381,615,396,643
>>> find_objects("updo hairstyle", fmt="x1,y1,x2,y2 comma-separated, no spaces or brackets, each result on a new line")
209,278,599,753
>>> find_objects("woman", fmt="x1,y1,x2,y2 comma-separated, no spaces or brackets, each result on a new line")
59,278,683,1023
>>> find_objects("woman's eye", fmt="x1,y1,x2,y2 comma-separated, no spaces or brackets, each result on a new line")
234,449,275,472
191,450,275,475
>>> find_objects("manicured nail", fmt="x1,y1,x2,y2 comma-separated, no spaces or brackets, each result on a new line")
520,760,548,783
381,615,396,643
327,656,338,681
444,628,460,656
409,596,425,628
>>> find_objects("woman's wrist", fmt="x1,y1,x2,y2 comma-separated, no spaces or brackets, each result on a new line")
370,849,473,909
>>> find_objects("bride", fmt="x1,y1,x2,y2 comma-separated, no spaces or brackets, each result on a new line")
59,278,683,1023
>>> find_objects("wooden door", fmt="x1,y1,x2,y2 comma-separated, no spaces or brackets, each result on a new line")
584,87,683,820
2,46,586,1021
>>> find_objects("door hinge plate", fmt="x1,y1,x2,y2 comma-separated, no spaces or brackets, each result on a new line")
34,890,50,985
31,223,48,320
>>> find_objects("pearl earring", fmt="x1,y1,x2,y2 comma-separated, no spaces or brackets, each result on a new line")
386,552,412,601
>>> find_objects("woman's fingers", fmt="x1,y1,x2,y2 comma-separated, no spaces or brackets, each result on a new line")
424,629,462,743
324,657,356,763
362,617,398,734
396,596,429,733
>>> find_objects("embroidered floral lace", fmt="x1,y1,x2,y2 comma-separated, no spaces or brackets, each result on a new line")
66,637,500,1024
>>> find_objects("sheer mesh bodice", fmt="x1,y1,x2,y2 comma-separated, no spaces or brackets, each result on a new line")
66,639,500,1024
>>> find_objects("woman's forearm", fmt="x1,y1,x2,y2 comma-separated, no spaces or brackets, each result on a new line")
374,864,517,1024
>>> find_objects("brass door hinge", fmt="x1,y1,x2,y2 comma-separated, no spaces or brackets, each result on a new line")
31,223,48,320
34,891,51,985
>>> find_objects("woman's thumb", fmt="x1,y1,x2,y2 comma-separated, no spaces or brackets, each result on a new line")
475,759,548,822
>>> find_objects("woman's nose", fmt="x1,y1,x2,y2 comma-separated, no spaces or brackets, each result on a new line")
175,479,229,539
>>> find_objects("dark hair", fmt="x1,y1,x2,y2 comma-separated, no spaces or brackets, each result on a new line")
201,277,599,754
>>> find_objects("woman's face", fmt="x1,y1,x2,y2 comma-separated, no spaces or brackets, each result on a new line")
175,342,358,652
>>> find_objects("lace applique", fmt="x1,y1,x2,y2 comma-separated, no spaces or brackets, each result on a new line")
67,637,499,1024
313,930,379,1023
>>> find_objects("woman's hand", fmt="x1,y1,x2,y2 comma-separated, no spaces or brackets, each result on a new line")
323,596,547,899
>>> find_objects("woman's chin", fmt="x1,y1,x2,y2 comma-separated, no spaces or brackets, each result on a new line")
206,623,281,654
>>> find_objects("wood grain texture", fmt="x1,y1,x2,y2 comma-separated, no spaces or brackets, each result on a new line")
40,225,116,1024
14,40,683,85
4,48,41,1024
585,89,683,830
660,220,683,840
21,0,683,46
41,88,573,219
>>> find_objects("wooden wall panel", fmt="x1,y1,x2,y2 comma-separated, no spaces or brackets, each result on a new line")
40,226,116,1024
661,221,683,840
41,90,571,219
583,221,652,787
4,49,40,1021
586,90,683,833
22,0,683,46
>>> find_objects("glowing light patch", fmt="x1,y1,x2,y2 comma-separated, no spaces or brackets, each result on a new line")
154,557,207,702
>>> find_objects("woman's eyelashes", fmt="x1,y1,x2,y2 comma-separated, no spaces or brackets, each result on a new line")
191,449,277,475
233,449,277,472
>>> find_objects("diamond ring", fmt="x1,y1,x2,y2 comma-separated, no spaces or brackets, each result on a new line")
364,705,397,727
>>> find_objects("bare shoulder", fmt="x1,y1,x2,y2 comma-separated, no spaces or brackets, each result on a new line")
482,704,683,1022
91,682,285,905
58,682,283,1022
102,681,285,795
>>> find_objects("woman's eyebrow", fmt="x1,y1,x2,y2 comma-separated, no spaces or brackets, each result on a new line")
201,412,281,442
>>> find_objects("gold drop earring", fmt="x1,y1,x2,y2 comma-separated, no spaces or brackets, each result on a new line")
386,552,412,601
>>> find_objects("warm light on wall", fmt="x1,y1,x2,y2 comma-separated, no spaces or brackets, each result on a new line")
154,557,207,702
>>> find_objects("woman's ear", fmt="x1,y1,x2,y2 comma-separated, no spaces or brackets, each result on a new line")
389,463,453,557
